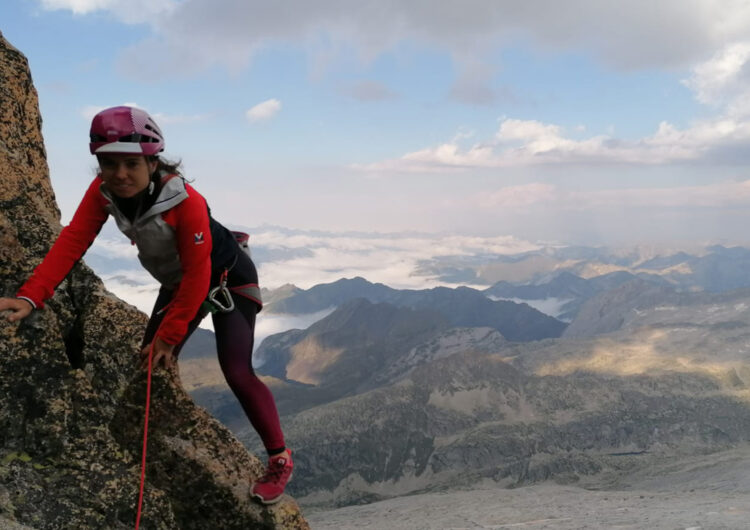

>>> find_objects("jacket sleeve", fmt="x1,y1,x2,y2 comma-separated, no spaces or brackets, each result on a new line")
16,177,109,309
156,184,212,345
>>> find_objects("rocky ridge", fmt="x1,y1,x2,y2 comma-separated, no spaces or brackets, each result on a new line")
264,277,567,341
0,32,307,529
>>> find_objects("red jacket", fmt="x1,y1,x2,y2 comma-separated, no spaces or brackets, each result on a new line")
17,175,212,345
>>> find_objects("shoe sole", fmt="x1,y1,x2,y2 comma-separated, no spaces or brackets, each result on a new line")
251,471,293,505
251,492,283,505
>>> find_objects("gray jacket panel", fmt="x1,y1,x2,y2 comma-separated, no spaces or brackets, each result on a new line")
101,173,189,288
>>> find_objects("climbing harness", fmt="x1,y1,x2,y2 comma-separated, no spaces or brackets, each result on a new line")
231,231,252,258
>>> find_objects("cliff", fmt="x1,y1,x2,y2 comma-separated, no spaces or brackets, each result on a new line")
0,32,308,529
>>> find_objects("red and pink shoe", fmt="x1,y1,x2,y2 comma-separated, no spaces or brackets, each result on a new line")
251,450,294,505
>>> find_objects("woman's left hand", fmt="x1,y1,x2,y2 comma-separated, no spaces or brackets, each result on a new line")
140,337,176,371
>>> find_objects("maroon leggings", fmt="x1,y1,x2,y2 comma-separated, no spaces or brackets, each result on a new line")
143,288,286,454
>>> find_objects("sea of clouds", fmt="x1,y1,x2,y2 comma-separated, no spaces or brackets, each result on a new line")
86,222,543,340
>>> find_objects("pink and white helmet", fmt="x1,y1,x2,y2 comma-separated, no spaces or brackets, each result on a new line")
89,106,164,155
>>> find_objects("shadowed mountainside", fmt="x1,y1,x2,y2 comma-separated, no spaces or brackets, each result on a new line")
0,32,307,529
562,279,678,338
265,277,566,341
258,298,451,386
483,270,669,321
178,262,750,510
233,284,750,508
276,349,750,507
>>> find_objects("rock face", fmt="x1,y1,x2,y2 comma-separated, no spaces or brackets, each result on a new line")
0,33,308,529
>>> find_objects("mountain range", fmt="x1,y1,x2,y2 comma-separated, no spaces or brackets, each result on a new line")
263,277,566,340
417,243,750,293
253,282,750,506
181,280,567,422
180,271,750,510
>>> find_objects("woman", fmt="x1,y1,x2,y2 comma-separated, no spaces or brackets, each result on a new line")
0,106,293,505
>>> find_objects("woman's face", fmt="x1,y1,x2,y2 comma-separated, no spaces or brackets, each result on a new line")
98,154,157,198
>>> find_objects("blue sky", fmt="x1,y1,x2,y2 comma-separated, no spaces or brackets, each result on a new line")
5,0,750,245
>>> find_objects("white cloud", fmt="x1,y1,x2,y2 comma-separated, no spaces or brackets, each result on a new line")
681,40,750,123
251,230,541,290
100,272,160,315
89,237,139,259
40,0,112,14
40,0,176,23
81,105,106,121
400,142,497,170
496,118,589,155
35,1,750,80
355,109,750,172
683,42,750,106
87,228,543,330
245,99,282,123
475,179,750,211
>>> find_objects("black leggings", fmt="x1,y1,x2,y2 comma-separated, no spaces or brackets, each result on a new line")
142,255,285,453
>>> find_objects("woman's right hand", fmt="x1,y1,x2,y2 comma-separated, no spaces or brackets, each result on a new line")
0,298,34,322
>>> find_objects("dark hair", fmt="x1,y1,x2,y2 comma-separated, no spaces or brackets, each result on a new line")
151,155,183,176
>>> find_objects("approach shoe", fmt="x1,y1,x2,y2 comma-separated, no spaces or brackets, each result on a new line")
251,450,293,504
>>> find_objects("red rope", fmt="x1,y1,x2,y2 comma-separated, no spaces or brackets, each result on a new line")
134,339,156,529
